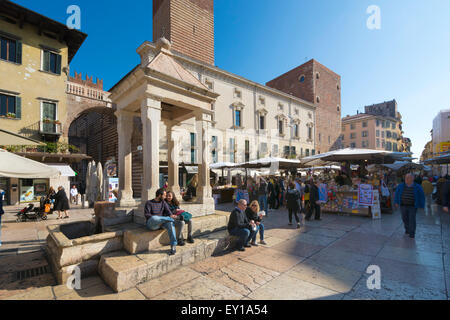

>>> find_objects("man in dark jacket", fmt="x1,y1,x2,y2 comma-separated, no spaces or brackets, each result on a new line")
286,182,303,228
228,199,256,251
145,188,178,255
443,179,450,213
394,173,425,239
306,180,321,221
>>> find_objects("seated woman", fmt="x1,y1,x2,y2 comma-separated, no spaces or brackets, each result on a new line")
245,200,266,245
166,191,194,246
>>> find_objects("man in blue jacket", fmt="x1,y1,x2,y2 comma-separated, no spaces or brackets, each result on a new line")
394,173,425,239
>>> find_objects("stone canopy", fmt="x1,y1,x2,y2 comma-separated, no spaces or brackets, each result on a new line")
109,37,220,222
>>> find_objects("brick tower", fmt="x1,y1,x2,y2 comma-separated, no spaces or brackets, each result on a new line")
153,0,215,66
266,59,342,154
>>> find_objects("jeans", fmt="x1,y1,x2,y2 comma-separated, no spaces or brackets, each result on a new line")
307,203,321,220
146,215,178,247
174,219,193,240
258,195,268,214
401,206,417,236
0,214,2,246
229,227,255,249
425,194,433,208
288,208,300,224
251,223,265,242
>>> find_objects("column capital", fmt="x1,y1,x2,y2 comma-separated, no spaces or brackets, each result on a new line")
141,94,162,110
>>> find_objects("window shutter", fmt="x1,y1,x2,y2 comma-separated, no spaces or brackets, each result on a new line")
43,51,50,71
56,54,62,75
16,41,22,64
15,96,21,119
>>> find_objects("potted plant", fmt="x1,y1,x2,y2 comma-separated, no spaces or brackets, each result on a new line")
6,113,16,119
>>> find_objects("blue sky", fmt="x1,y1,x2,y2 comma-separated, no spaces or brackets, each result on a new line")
13,0,450,158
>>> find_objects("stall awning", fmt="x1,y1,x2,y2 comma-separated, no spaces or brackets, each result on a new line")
0,129,45,147
0,149,60,178
47,164,76,177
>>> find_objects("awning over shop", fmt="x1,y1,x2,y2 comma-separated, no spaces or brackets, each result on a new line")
47,164,76,177
424,152,450,165
301,148,412,165
0,129,45,147
0,149,60,178
239,157,301,169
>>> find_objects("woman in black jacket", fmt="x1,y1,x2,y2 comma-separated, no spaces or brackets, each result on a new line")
245,200,266,246
53,186,70,219
285,182,302,228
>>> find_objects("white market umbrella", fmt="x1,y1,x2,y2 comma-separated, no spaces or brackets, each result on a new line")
96,162,103,201
0,149,60,178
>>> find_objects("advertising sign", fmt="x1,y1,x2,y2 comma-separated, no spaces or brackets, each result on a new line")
358,184,374,206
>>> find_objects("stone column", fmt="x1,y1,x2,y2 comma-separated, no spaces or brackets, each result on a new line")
141,97,161,204
117,111,136,207
195,112,214,204
166,121,181,198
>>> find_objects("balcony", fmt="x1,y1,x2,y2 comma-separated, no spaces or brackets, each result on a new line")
39,120,62,140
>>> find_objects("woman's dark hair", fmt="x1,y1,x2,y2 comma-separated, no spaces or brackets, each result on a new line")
167,191,180,207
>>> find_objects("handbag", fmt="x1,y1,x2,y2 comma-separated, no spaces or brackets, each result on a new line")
181,212,193,222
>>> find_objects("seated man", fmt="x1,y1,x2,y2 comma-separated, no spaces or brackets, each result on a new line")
144,188,178,255
227,199,256,252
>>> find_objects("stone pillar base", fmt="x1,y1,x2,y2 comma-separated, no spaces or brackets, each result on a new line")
118,198,137,208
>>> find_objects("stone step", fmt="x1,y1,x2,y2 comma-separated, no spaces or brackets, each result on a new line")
122,212,231,254
99,236,224,293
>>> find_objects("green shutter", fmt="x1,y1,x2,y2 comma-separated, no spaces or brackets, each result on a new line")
56,54,62,75
43,50,50,71
16,41,22,64
15,97,21,119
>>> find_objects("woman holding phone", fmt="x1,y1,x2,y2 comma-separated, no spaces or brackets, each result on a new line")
245,200,266,245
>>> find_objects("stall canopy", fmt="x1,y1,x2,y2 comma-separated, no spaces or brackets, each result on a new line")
0,129,45,147
424,152,450,165
0,149,60,178
210,162,238,169
239,157,300,169
301,148,412,165
382,161,430,172
47,164,76,177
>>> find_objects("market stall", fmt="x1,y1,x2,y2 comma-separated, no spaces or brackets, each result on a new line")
301,149,411,217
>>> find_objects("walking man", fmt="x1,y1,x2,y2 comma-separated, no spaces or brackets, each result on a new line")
257,178,269,215
70,185,79,205
394,173,425,239
306,179,322,221
144,188,178,255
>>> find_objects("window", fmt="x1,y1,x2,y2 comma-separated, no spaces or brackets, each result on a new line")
308,127,313,140
299,75,305,83
386,142,392,151
362,141,369,148
245,140,250,162
190,133,196,164
376,120,380,127
272,144,279,157
391,122,396,130
376,130,380,137
376,139,380,148
386,131,392,138
393,132,398,139
382,140,385,148
312,149,316,156
350,123,356,130
362,131,368,138
284,146,290,157
293,123,299,138
0,36,21,64
278,119,284,135
393,143,398,152
362,122,368,128
316,96,320,103
381,131,385,138
40,101,59,134
234,110,241,127
230,138,236,163
259,114,265,130
350,143,356,148
350,133,356,139
316,72,320,79
259,142,268,158
0,93,21,118
42,49,62,75
305,149,310,157
211,136,218,163
291,146,296,156
337,106,340,112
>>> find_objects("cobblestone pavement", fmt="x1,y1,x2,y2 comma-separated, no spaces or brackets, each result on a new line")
1,203,449,300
